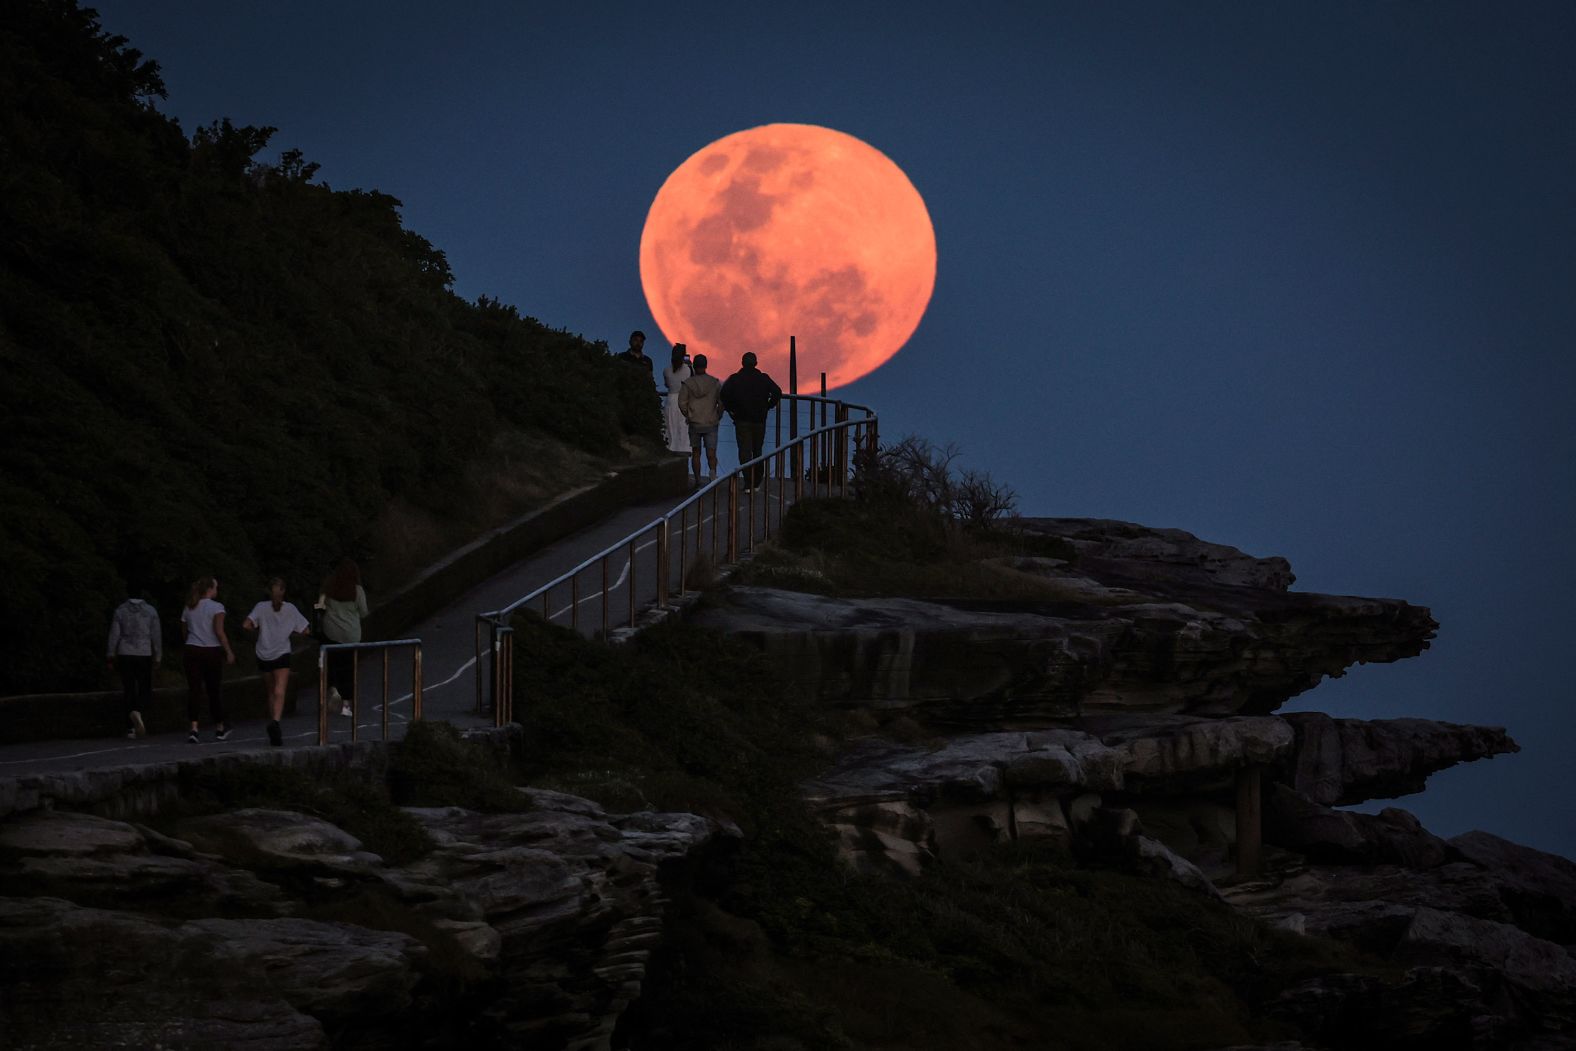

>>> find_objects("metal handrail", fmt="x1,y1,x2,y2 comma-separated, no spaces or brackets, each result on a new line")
317,639,423,744
473,394,877,721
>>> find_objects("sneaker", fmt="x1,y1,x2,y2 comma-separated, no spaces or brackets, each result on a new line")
214,726,230,742
129,711,145,738
339,703,353,717
266,720,282,747
125,728,138,740
188,730,200,744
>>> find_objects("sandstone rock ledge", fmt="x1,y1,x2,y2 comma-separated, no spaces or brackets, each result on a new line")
0,791,720,1050
694,519,1436,722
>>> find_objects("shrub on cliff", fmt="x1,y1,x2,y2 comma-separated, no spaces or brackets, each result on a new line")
389,720,531,811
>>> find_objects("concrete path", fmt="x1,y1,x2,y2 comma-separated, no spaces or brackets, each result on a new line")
0,468,818,778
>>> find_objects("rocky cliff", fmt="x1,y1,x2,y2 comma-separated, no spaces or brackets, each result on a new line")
0,752,720,1050
2,517,1568,1049
694,517,1570,1047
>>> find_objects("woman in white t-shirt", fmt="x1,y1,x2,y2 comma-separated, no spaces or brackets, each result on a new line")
180,576,235,744
243,577,311,748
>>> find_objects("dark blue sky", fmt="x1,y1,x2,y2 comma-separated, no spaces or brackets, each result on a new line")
94,1,1576,858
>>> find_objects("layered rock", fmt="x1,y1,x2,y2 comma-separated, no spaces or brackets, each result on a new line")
0,794,718,1050
696,519,1435,723
804,712,1512,880
1223,845,1576,1041
1282,712,1519,806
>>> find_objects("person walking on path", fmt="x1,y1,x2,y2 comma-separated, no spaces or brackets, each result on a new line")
679,353,723,484
106,587,161,739
615,329,655,386
180,576,234,743
318,559,369,718
720,352,782,488
662,343,693,456
243,577,311,747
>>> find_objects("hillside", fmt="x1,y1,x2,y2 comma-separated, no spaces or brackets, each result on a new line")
0,0,661,694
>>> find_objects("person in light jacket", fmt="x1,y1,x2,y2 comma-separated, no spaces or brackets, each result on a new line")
107,587,162,739
679,353,723,484
318,558,369,718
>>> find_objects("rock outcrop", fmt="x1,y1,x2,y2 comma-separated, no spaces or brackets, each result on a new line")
0,793,718,1050
803,712,1512,880
695,520,1436,723
1282,712,1519,806
750,517,1561,1044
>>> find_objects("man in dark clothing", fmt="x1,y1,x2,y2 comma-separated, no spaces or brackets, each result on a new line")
614,330,655,385
720,352,782,488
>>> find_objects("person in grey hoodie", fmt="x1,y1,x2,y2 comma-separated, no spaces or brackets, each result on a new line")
107,588,162,739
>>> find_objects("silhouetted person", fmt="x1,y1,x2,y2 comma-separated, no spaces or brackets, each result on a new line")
720,352,781,488
662,343,693,455
318,558,369,718
679,353,723,483
615,329,655,385
107,586,161,739
180,576,234,743
243,577,311,747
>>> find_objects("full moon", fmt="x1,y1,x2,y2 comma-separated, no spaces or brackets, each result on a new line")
639,123,936,390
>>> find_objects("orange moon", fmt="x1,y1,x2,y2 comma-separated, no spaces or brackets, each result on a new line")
639,123,936,390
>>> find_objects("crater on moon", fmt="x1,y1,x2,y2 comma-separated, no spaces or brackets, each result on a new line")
639,124,936,389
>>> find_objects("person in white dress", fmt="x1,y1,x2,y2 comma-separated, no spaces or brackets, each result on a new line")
243,577,311,747
662,344,693,455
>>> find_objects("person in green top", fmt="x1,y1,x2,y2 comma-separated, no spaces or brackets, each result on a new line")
317,558,369,718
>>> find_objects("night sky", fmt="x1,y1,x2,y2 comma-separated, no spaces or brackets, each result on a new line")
91,2,1576,859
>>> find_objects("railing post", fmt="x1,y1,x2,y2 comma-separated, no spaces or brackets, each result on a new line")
836,403,849,495
381,649,390,741
657,519,671,607
350,652,359,743
601,556,609,636
727,474,739,562
317,645,329,745
497,626,513,725
485,623,498,724
628,538,637,627
679,504,688,595
501,630,513,727
412,644,423,723
473,618,485,715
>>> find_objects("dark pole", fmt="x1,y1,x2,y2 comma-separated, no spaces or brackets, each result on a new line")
789,336,798,440
788,336,799,484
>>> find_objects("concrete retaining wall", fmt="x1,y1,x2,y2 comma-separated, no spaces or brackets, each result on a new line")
0,725,523,822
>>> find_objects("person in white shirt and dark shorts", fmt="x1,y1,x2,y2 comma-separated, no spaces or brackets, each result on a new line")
243,577,311,747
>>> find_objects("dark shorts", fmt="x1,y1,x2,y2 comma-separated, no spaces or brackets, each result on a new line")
257,654,292,673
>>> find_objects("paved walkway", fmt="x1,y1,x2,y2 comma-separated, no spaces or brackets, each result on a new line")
0,471,810,778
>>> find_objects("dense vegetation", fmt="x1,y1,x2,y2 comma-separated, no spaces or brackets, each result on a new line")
0,0,660,694
514,616,1368,1050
